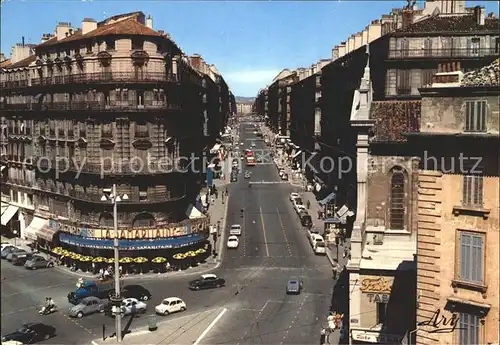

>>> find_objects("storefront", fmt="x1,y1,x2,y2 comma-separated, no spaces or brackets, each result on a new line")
1,204,19,237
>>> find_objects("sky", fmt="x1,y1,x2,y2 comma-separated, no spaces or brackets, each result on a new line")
1,1,498,97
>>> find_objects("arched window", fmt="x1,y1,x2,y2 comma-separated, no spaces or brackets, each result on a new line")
99,212,113,227
133,213,156,228
390,169,405,230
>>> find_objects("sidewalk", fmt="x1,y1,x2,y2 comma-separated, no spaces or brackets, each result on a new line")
90,307,226,345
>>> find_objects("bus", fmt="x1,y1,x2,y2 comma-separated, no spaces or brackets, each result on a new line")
246,155,256,166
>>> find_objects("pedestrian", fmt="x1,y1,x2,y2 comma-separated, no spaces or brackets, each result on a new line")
317,210,321,220
215,189,219,199
306,200,311,209
99,268,104,279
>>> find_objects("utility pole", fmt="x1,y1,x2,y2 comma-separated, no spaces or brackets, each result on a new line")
112,184,123,342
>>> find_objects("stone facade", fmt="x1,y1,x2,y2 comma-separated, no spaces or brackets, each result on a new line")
0,12,234,245
414,65,499,345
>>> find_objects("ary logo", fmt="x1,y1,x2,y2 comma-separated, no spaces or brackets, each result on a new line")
417,309,464,334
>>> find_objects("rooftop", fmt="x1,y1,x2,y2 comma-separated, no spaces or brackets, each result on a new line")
395,13,498,34
369,100,421,142
461,58,499,87
7,55,36,69
360,236,416,270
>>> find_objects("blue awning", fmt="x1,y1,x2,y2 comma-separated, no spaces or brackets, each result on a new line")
318,191,336,205
59,233,207,250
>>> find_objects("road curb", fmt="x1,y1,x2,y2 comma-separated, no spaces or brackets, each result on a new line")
54,261,221,281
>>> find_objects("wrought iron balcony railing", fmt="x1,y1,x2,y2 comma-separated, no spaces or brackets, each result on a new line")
30,72,178,87
68,189,185,204
1,100,180,112
388,48,498,59
0,80,29,90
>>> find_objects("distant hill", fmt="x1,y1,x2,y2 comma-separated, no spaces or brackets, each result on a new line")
235,96,255,104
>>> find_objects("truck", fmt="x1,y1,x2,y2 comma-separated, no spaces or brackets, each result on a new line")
67,280,115,305
307,229,326,255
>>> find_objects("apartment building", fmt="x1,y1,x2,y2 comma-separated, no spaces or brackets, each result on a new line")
410,60,499,345
0,12,233,256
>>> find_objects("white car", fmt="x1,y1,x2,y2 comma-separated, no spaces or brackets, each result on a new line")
155,297,186,315
295,204,307,214
229,224,242,236
278,169,286,177
290,193,300,202
112,298,147,316
227,236,239,249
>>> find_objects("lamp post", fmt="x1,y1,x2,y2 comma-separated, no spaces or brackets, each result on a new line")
101,184,129,343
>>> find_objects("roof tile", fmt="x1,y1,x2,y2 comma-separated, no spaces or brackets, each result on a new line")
7,55,36,69
398,14,498,33
461,58,500,87
370,100,421,142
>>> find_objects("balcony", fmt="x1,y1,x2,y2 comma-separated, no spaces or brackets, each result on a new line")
388,48,498,60
1,80,29,90
101,131,113,138
69,189,185,204
30,72,179,88
32,157,182,175
370,100,421,143
134,130,150,138
1,101,180,112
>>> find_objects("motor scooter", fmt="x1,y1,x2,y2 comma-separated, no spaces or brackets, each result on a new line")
39,305,57,315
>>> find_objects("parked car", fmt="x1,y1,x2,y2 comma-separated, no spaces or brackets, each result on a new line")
68,296,109,318
188,274,226,290
293,197,303,205
294,204,307,214
281,173,289,181
155,297,186,316
300,214,313,228
1,323,56,344
24,255,54,270
6,249,27,262
286,278,303,295
12,252,33,266
1,246,17,259
289,193,300,202
120,285,152,301
227,236,239,249
230,173,238,182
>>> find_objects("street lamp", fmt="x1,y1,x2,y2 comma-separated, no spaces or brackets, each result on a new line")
101,184,129,343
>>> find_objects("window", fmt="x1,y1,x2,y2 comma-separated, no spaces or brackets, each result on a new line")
106,40,115,51
462,175,483,207
400,39,409,57
458,231,484,284
132,213,155,228
390,170,405,230
464,100,486,132
396,70,411,95
423,38,432,56
459,312,480,345
131,38,144,50
495,37,499,54
422,69,437,87
99,213,113,227
139,187,148,201
469,37,480,56
376,302,387,324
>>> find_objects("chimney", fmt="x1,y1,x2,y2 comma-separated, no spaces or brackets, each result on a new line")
474,6,485,26
82,18,97,35
56,22,72,41
402,9,414,30
22,36,25,47
146,15,153,29
40,33,54,43
190,54,202,70
158,30,164,34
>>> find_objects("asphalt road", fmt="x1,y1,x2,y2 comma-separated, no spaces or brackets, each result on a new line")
0,117,334,345
199,120,334,345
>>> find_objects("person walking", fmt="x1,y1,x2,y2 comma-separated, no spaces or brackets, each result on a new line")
306,200,311,209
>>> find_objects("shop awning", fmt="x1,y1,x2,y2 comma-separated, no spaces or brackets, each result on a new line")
37,226,57,242
186,204,206,220
1,202,8,215
1,205,19,226
59,233,207,250
0,165,5,172
23,216,49,241
292,150,302,159
210,144,221,153
318,192,336,205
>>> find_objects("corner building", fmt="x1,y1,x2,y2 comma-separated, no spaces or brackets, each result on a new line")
0,12,233,257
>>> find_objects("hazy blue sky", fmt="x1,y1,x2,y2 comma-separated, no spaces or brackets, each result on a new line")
1,1,498,96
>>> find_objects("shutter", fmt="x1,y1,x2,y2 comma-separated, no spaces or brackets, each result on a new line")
466,38,471,56
462,176,471,206
472,235,483,283
473,176,483,207
479,101,486,131
465,101,471,131
460,232,471,280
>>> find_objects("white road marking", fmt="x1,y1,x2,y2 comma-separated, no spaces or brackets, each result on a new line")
193,308,228,345
282,295,308,342
259,206,270,257
276,208,293,256
236,300,272,345
1,306,38,316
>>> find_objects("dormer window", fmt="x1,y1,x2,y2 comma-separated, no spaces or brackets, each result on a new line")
131,38,144,50
106,40,115,51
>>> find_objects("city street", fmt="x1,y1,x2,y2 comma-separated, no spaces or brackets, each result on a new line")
198,119,334,345
1,118,334,345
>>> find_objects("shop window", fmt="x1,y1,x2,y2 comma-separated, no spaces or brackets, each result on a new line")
376,302,387,324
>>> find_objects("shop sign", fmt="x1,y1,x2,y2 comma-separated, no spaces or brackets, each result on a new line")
360,276,393,294
366,293,390,303
417,309,462,334
351,331,402,343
